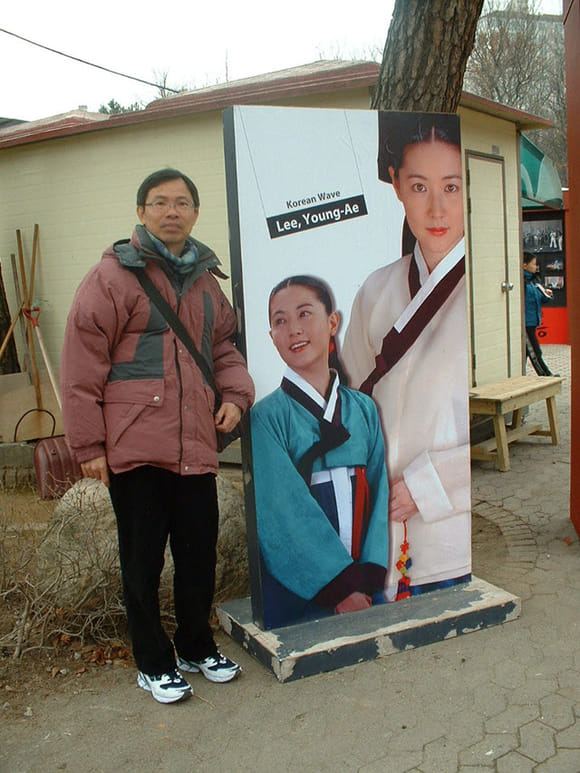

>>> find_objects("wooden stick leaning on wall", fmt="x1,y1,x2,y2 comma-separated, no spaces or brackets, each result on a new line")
10,253,33,378
16,228,42,408
28,224,39,308
2,227,63,443
24,307,62,412
0,301,25,361
21,225,63,411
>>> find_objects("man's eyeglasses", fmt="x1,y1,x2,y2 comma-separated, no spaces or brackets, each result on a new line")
144,200,196,213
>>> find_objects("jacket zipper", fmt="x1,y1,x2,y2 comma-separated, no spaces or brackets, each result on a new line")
174,284,185,472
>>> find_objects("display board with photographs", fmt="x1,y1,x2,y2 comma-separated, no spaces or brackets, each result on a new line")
224,106,472,630
522,217,566,307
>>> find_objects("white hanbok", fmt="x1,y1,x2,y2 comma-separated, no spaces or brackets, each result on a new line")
342,239,471,598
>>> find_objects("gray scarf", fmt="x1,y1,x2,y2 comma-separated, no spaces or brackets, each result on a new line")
146,229,199,276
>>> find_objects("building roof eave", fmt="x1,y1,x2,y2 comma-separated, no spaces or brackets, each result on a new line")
0,61,554,150
0,110,109,148
0,61,379,150
459,91,553,131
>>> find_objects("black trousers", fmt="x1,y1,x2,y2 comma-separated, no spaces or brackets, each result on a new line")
109,466,219,675
526,327,552,376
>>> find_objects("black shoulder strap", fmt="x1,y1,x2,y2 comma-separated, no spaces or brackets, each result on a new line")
131,267,217,396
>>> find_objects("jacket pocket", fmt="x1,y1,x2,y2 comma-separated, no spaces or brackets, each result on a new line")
202,383,216,414
103,380,164,447
103,379,165,406
104,402,148,448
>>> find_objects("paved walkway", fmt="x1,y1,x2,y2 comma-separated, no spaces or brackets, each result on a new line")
1,346,578,772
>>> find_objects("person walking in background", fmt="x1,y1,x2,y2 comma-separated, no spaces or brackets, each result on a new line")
61,168,254,703
523,252,554,377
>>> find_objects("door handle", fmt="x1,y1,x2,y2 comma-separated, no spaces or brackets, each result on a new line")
501,281,514,292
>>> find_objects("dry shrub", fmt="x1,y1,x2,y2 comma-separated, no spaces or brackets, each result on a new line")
1,474,248,659
1,481,136,656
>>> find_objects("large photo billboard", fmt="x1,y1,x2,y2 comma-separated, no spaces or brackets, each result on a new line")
224,106,471,630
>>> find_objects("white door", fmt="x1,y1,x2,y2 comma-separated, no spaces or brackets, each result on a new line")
466,152,513,386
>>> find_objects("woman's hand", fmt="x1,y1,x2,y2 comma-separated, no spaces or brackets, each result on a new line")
335,591,372,614
389,477,419,522
215,402,242,434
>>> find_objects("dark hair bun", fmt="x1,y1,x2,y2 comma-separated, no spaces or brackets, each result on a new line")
378,112,461,184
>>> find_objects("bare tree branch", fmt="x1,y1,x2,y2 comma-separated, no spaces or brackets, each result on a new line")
464,0,567,184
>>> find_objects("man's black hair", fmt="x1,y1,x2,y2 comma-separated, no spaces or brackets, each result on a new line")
137,168,200,208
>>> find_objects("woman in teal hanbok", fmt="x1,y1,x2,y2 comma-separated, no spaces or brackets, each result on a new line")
251,275,390,629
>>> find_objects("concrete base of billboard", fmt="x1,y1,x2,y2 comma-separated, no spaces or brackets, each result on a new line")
216,576,520,683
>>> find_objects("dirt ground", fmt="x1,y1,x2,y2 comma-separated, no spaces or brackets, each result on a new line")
0,485,501,728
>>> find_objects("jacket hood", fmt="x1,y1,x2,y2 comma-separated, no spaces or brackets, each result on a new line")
111,225,228,279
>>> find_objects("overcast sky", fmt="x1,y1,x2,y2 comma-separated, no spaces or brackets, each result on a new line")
2,0,563,122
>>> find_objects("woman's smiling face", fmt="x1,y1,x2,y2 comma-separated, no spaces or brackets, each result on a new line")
269,285,339,381
390,140,464,271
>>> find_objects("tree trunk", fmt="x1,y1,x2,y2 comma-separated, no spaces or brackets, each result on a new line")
372,0,484,112
0,263,20,375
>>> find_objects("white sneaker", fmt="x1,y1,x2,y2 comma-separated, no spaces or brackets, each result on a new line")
177,652,241,683
137,669,193,703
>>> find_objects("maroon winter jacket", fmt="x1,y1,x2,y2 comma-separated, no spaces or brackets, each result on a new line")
61,226,254,475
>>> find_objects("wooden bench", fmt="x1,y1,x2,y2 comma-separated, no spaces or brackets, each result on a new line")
469,375,563,472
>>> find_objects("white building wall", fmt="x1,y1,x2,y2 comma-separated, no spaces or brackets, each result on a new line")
0,92,522,393
0,112,229,373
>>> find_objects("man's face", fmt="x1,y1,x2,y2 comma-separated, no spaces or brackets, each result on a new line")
390,140,464,272
137,178,199,255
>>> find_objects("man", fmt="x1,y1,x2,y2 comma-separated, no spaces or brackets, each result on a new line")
61,168,254,704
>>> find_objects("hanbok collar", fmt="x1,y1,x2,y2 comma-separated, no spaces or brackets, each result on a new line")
359,239,465,396
397,238,465,333
282,367,340,423
281,368,349,482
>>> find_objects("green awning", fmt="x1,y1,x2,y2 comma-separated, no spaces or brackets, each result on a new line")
521,134,563,210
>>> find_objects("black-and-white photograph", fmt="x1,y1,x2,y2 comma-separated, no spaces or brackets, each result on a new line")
523,218,564,253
